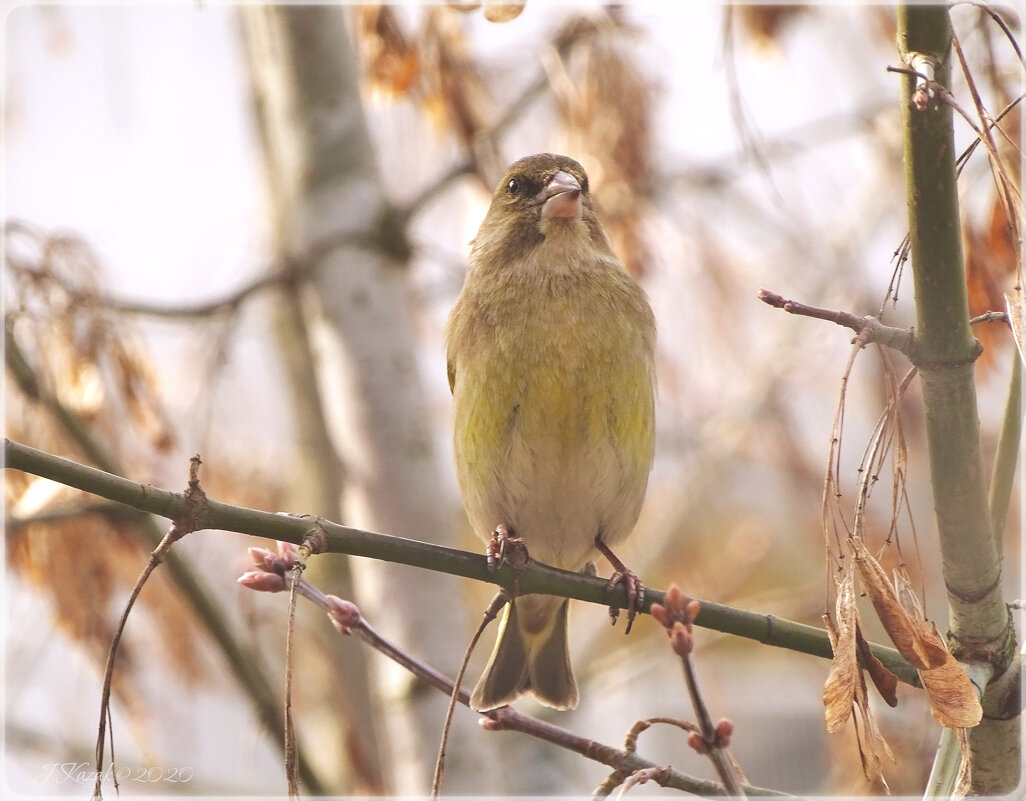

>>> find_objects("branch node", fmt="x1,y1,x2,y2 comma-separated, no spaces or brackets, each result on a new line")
173,454,208,540
301,519,330,556
909,338,984,371
904,51,940,109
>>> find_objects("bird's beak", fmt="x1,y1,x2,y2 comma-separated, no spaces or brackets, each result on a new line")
538,171,583,221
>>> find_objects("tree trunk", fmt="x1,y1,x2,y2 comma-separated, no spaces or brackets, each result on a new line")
238,6,493,793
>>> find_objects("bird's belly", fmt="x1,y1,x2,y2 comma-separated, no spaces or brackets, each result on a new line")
455,360,648,571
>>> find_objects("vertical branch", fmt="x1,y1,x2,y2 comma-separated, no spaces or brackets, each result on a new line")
897,4,1019,793
899,3,1002,644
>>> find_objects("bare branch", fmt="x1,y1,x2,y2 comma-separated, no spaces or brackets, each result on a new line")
950,2,1026,72
238,558,791,798
758,289,916,357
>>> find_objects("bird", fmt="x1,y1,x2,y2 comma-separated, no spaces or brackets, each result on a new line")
445,153,656,711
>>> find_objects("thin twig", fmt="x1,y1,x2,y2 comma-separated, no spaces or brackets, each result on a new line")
283,547,305,799
950,2,1026,72
649,586,746,798
664,99,892,192
92,456,207,800
988,355,1022,548
882,72,1025,309
822,339,863,572
4,240,292,321
758,289,917,357
613,765,675,798
950,29,1022,253
721,6,783,206
430,592,507,798
5,500,146,530
103,268,291,319
969,310,1010,325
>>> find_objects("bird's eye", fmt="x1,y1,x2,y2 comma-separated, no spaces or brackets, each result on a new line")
506,177,521,195
581,176,589,193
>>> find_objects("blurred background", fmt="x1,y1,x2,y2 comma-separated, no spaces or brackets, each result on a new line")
4,2,1022,797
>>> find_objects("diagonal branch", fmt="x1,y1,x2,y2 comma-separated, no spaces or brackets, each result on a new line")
238,561,789,798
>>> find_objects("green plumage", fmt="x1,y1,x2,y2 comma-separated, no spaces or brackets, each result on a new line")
446,154,656,711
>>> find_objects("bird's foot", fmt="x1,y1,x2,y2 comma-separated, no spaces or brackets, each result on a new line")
486,524,529,597
594,538,645,635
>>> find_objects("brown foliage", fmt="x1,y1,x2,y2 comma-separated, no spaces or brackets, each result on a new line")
4,223,202,684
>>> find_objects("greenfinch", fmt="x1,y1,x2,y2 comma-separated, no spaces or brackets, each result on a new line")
446,153,656,711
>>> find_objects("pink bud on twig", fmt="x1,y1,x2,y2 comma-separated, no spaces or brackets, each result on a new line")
247,546,282,573
237,570,287,593
325,594,361,633
715,718,734,748
687,730,709,755
277,540,299,564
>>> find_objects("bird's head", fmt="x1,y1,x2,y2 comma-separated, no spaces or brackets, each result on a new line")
472,153,613,267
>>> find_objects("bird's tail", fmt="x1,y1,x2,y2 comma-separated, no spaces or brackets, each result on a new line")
469,595,578,712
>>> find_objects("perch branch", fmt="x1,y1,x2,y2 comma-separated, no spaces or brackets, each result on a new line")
5,438,924,691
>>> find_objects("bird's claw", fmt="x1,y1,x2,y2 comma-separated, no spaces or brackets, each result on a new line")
605,568,645,634
594,537,645,635
486,524,529,597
